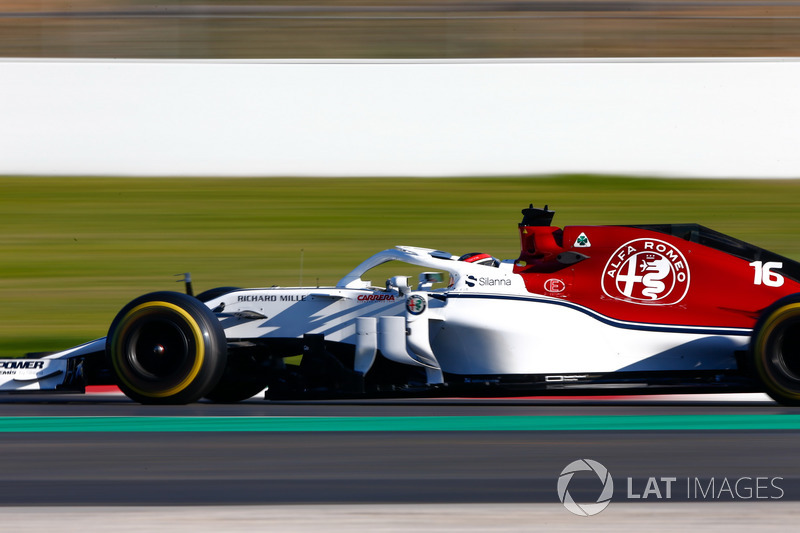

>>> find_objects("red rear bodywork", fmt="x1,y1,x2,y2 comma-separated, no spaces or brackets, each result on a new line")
513,206,800,330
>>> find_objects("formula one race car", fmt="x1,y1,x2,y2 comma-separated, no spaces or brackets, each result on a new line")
4,204,800,405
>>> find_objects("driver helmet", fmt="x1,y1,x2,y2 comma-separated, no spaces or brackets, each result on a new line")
458,252,500,267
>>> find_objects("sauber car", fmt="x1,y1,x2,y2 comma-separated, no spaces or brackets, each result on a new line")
4,204,800,405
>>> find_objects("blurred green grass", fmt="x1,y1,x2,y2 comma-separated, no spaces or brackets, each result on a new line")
1,176,799,356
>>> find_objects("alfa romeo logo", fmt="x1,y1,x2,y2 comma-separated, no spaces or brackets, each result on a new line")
406,295,426,315
557,459,614,516
602,238,690,306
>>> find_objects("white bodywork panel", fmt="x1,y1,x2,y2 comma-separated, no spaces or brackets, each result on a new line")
0,359,70,391
427,295,745,374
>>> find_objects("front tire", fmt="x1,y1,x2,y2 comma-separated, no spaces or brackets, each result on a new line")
106,291,227,404
750,295,800,406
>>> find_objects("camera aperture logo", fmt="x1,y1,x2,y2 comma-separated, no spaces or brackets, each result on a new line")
557,459,614,516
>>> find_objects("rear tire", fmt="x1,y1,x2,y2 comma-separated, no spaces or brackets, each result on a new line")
750,294,800,406
106,291,227,404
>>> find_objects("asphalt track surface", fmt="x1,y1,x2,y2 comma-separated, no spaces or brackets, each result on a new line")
1,392,800,510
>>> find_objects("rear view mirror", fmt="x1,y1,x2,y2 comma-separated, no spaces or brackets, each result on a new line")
417,271,445,290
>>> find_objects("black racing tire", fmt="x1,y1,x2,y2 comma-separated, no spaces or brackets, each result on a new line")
204,354,269,403
749,294,800,406
204,373,268,403
106,291,227,405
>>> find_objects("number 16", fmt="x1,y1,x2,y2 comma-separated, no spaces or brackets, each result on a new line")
750,261,784,287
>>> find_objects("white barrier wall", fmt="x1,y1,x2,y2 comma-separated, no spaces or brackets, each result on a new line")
1,58,799,178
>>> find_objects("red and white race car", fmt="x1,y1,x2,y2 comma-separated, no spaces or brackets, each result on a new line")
3,204,800,405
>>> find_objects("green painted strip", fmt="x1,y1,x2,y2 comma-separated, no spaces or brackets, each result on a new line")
1,414,800,432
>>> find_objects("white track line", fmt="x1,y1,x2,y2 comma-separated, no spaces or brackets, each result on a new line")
2,503,798,532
